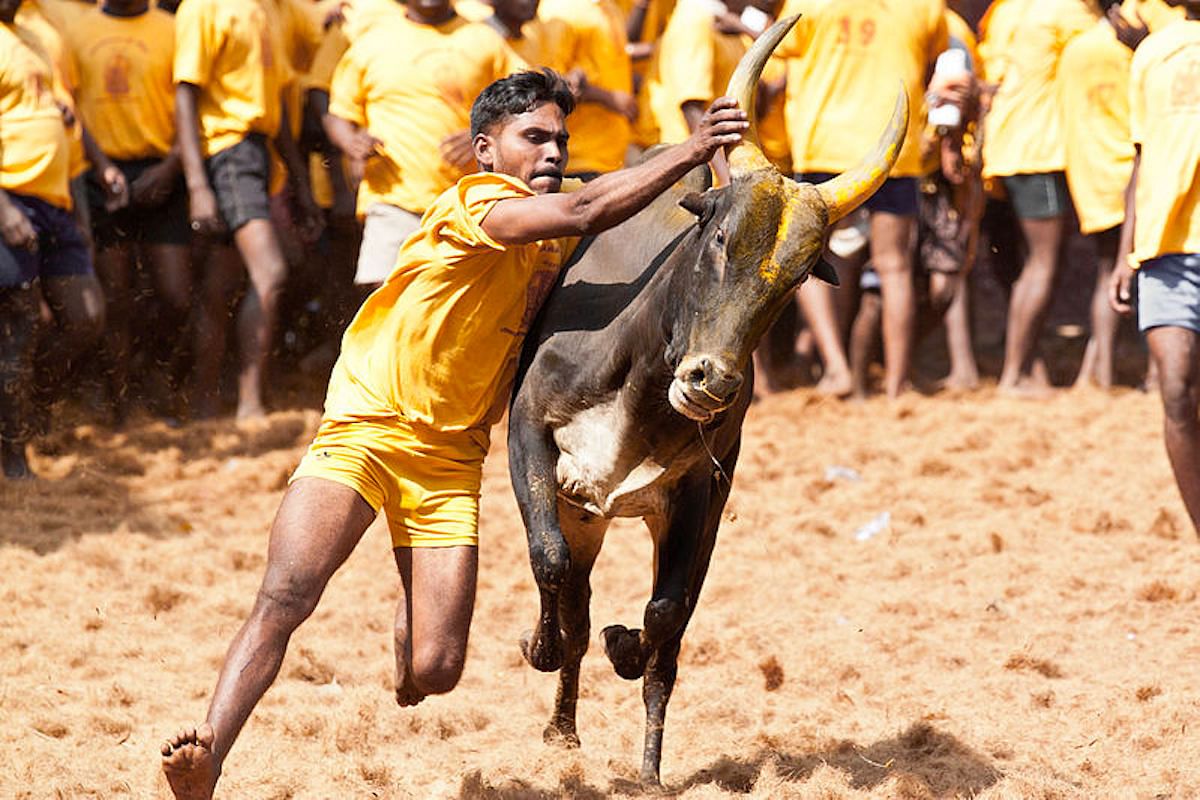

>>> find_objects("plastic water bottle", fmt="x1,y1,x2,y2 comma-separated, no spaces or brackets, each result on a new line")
928,49,969,131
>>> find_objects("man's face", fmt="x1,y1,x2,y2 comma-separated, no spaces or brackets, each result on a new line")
0,0,22,23
408,0,451,21
474,102,568,194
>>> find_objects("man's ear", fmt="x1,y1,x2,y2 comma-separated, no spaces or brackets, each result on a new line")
473,132,494,170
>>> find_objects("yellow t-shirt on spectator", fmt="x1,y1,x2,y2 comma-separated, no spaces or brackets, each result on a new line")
1059,20,1133,234
1129,20,1200,266
540,0,633,174
64,6,175,161
324,172,570,431
981,0,1096,178
757,51,791,174
0,22,71,208
977,0,1022,84
1126,0,1185,33
622,0,675,148
505,17,573,73
647,0,745,144
173,0,292,158
17,2,86,178
777,0,949,178
329,13,523,217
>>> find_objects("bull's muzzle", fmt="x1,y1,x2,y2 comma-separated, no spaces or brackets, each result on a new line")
669,355,743,422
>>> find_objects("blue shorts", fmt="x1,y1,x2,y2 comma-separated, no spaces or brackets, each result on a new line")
1138,253,1200,334
797,172,919,217
0,193,92,288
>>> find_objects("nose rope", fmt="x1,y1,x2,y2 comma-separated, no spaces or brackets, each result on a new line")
698,380,724,404
697,421,730,485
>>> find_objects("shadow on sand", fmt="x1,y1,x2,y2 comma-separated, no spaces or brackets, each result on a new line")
456,721,1001,798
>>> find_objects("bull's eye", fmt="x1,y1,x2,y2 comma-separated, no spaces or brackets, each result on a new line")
714,229,726,247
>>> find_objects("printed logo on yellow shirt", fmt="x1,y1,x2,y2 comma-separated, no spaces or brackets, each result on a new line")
104,54,131,97
1171,58,1200,110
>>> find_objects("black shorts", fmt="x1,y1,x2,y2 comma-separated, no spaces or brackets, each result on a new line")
797,172,919,217
1001,172,1069,220
88,158,191,248
0,193,92,288
205,133,272,235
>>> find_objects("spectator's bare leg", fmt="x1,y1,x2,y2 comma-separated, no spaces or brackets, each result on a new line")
1074,229,1121,390
999,215,1064,393
145,242,194,409
798,281,852,397
942,273,979,391
849,289,882,398
1146,326,1200,535
870,212,917,398
232,219,288,421
34,273,106,421
93,242,134,422
0,284,38,479
191,244,242,419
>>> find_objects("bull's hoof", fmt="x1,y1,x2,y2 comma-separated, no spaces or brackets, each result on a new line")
520,629,564,673
602,624,648,680
543,723,580,749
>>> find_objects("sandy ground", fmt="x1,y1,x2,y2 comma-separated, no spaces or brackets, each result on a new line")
4,381,1200,799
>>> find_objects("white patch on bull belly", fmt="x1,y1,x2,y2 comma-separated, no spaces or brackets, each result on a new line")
553,395,669,518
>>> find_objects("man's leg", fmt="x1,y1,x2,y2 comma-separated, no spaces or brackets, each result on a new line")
1074,228,1122,390
144,242,194,410
232,218,288,420
190,243,242,419
160,477,376,800
0,284,39,479
1146,327,1200,534
93,242,134,422
392,545,478,706
870,211,917,398
942,273,979,390
998,215,1065,392
34,273,106,418
849,289,882,398
797,281,852,397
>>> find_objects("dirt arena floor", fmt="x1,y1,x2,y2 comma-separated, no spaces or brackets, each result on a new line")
5,379,1200,799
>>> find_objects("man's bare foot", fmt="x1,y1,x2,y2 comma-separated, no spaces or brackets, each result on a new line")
2,441,34,480
235,401,267,422
941,370,980,392
161,724,219,800
815,368,853,398
999,377,1055,399
394,667,427,707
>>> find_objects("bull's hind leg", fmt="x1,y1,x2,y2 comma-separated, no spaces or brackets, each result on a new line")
544,501,609,747
639,445,740,788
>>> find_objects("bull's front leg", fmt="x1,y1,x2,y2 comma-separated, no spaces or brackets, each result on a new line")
508,394,570,672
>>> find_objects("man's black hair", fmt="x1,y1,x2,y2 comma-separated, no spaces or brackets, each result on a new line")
469,68,575,138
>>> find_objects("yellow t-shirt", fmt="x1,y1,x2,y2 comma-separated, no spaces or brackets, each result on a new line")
540,0,633,174
341,0,402,41
324,172,569,431
646,0,746,144
1059,20,1132,234
981,0,1096,178
946,8,979,68
329,13,523,216
777,0,949,178
302,22,350,93
977,0,1022,84
758,51,791,174
173,0,292,158
1129,20,1200,265
17,2,86,179
504,17,572,72
1126,0,1185,33
622,0,675,148
64,7,175,161
455,0,492,22
0,22,71,208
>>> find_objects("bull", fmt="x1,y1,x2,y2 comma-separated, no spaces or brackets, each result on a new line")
507,16,908,787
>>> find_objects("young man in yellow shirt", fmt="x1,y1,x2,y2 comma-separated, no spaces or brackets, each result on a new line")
777,0,949,399
1111,0,1200,534
160,68,748,799
0,0,113,479
173,0,322,420
981,0,1097,395
324,0,522,288
64,0,190,423
1061,0,1182,390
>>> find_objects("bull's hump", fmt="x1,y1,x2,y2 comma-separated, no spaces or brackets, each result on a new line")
553,394,669,518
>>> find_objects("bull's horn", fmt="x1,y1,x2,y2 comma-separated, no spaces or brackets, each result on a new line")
725,14,800,176
814,86,909,224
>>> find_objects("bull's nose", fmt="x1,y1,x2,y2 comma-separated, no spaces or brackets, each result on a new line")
676,355,743,402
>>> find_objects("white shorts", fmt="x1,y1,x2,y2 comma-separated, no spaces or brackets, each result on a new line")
355,203,422,285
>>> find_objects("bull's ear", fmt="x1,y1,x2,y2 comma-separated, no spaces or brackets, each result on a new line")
679,191,717,225
812,259,840,287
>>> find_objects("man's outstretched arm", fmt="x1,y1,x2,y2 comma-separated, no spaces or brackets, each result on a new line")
481,97,747,245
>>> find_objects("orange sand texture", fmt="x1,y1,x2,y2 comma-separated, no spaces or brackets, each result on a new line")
4,386,1200,798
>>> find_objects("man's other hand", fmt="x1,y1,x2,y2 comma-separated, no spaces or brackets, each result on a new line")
131,162,177,208
0,199,37,252
690,96,750,164
1110,265,1135,315
188,185,226,238
345,129,383,162
100,164,130,212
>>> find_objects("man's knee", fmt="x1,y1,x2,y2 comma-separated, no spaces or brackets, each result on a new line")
409,645,466,696
1159,371,1199,429
254,569,325,626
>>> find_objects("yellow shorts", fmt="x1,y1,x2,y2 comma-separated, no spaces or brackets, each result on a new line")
290,416,489,548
